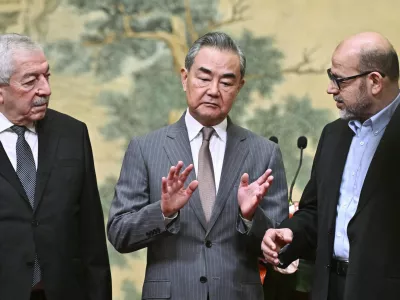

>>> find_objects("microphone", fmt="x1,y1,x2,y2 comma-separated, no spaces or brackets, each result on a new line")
269,136,279,144
288,136,308,204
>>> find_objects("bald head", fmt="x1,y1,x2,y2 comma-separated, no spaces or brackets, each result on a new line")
335,32,399,82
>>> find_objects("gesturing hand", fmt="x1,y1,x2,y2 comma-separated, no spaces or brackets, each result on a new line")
261,228,293,265
238,169,274,220
161,161,198,217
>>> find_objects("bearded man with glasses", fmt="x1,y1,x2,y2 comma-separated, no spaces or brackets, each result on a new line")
262,31,400,300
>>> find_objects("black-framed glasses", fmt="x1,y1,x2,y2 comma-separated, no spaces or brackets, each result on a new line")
327,68,385,90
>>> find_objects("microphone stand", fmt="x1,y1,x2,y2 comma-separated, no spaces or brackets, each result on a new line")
288,147,304,205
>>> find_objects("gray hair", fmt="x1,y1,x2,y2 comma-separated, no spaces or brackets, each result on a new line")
185,32,246,78
0,33,43,84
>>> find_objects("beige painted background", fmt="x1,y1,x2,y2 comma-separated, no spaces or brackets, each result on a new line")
2,0,399,298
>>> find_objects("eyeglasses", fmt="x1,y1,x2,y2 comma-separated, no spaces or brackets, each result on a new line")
327,68,385,90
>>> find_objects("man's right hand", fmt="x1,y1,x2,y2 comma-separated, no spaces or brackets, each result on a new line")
261,228,293,266
161,161,198,217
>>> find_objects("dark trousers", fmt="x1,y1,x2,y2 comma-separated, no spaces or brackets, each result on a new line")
328,272,346,300
30,290,46,300
263,266,297,300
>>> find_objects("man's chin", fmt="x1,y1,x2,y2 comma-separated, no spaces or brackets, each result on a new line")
339,109,358,121
30,106,48,121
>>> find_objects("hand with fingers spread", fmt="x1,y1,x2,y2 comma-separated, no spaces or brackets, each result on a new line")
261,228,293,266
161,161,198,217
238,169,274,220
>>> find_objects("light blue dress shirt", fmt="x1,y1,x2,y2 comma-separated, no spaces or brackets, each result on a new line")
333,93,400,261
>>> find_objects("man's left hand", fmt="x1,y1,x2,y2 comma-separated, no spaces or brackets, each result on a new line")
238,169,273,221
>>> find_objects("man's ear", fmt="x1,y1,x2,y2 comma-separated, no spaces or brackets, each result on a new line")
238,78,245,93
369,72,384,95
0,88,4,105
180,68,188,92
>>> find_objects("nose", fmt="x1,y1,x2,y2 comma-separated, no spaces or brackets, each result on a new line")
327,80,339,95
207,80,220,97
36,75,51,97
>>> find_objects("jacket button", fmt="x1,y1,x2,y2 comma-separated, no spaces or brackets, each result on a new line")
205,240,212,248
31,220,39,227
27,261,34,267
200,276,207,283
326,264,330,269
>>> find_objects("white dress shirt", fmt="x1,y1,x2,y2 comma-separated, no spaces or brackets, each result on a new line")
0,112,38,170
185,109,227,193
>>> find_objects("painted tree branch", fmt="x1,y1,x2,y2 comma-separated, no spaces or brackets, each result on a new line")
183,0,199,43
206,0,250,31
282,48,326,75
84,3,188,73
83,1,253,74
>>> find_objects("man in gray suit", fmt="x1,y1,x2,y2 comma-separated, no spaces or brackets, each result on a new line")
107,32,288,300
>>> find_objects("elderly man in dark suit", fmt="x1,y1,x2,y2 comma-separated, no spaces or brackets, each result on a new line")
107,32,288,300
262,32,400,300
0,33,111,300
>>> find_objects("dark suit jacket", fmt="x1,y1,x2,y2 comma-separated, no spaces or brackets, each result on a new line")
108,114,288,300
280,104,400,300
0,109,111,300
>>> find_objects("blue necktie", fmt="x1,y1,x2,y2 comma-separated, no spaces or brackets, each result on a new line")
11,125,41,286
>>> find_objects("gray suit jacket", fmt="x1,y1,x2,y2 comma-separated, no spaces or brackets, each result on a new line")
107,114,288,300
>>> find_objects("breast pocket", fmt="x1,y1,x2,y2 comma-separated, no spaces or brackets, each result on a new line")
142,280,171,299
51,158,84,189
53,158,82,168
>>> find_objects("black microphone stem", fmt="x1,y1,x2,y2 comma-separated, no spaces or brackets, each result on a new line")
289,148,304,204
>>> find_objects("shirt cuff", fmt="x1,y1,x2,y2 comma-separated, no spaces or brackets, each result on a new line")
239,213,253,232
163,211,179,227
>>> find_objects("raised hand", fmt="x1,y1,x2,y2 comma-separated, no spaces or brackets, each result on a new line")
237,169,274,220
161,161,198,217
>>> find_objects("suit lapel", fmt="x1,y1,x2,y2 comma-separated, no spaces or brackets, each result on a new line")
206,120,248,235
163,114,207,230
34,111,59,212
326,122,354,228
354,104,400,217
0,141,30,203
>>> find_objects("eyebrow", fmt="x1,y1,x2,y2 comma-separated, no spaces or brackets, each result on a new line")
22,65,51,79
197,67,237,79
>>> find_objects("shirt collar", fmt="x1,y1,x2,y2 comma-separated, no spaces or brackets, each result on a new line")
348,91,400,135
0,112,36,134
185,108,227,142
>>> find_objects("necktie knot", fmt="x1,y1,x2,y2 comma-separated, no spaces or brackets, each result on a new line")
202,127,214,141
11,125,27,137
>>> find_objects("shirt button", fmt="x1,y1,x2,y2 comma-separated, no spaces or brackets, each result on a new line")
200,276,207,283
374,131,379,135
360,141,364,146
352,172,355,176
337,232,342,237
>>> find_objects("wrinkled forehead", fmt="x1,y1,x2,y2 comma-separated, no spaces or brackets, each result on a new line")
192,47,241,76
11,50,49,75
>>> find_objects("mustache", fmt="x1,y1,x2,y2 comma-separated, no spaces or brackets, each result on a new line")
334,96,343,103
33,97,49,107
